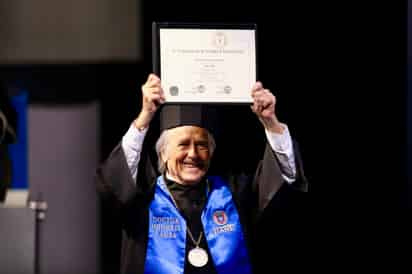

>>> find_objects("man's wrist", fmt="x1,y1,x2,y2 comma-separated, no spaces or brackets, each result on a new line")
133,110,154,131
260,116,284,134
133,119,149,132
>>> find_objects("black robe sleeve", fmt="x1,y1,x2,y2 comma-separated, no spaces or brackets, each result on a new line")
96,144,140,207
95,139,159,274
95,138,158,209
251,141,310,274
252,140,308,214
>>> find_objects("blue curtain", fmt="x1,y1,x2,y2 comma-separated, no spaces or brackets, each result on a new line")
8,91,28,189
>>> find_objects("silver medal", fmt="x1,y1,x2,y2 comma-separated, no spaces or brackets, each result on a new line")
188,247,208,267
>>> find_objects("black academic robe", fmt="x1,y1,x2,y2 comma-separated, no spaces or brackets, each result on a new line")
96,140,308,274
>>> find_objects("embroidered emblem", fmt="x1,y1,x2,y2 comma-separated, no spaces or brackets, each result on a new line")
213,210,228,226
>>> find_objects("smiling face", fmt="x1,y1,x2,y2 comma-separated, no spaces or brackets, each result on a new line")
162,126,212,185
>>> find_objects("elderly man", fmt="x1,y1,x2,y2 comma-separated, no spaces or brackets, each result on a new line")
96,73,308,274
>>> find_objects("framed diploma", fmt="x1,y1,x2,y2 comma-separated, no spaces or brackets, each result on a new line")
152,22,257,104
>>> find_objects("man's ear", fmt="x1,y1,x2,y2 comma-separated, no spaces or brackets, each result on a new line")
160,152,168,169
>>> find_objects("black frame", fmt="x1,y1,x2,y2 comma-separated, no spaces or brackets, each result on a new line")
152,21,258,104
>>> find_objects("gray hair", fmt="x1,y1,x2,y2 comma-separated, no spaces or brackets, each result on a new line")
155,128,216,173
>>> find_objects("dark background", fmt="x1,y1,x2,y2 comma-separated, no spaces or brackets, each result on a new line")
2,1,406,203
1,1,408,273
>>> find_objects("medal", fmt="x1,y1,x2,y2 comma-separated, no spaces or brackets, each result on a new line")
188,247,208,267
164,180,210,268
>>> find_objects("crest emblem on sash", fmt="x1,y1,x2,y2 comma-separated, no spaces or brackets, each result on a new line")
213,210,228,226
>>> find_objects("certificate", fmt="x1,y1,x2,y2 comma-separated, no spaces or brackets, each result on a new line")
152,22,257,104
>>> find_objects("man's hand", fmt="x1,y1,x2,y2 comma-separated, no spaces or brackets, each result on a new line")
134,73,165,129
251,82,284,134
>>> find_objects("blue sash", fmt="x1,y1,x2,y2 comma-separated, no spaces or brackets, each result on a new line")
143,176,252,274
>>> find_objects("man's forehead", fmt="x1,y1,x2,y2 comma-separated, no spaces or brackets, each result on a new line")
167,126,209,139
